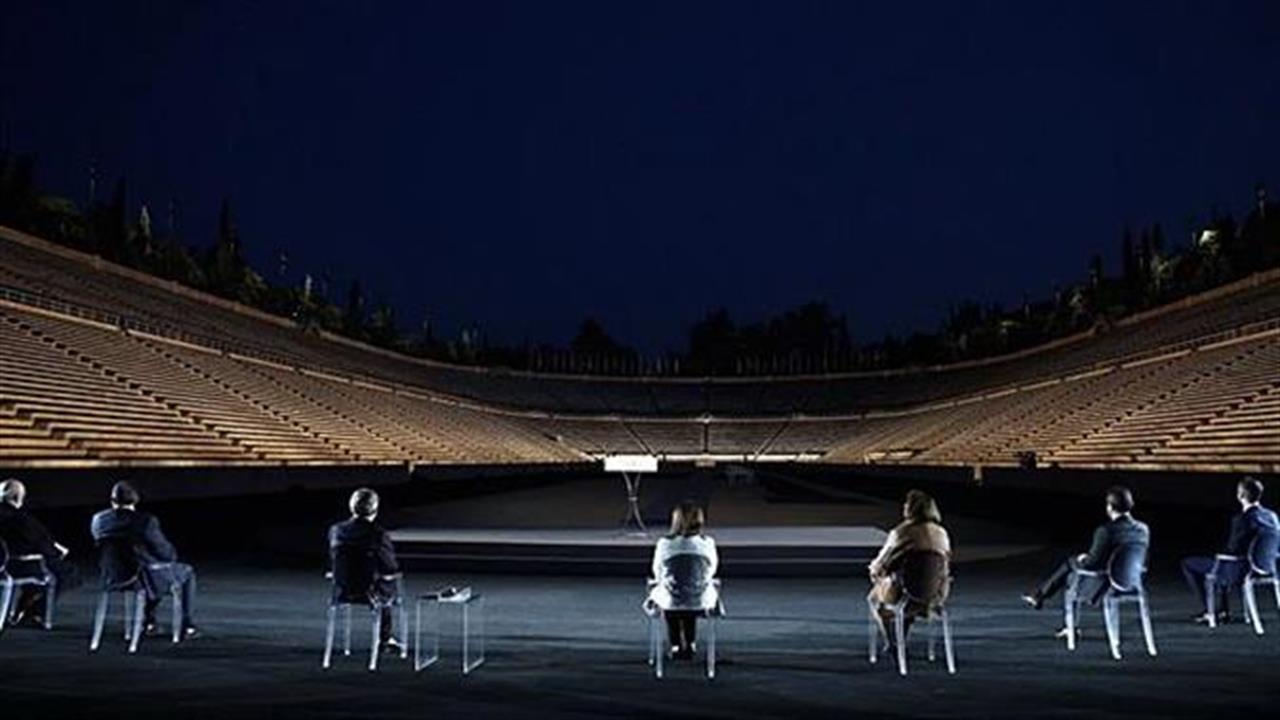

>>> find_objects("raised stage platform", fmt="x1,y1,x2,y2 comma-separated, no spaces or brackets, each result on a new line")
390,525,889,576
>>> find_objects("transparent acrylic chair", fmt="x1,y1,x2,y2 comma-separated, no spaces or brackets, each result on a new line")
867,550,956,676
322,573,409,672
1064,543,1156,660
1206,529,1280,635
0,538,57,632
644,553,723,680
88,537,183,654
89,566,183,653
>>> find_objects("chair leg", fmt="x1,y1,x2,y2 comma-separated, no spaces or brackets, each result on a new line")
1103,597,1121,660
322,606,336,669
867,598,879,664
1244,579,1264,635
1064,590,1077,651
171,586,183,643
1205,574,1218,628
655,613,665,679
128,590,146,654
1138,593,1157,656
122,591,133,641
894,609,907,676
44,576,57,630
343,605,353,656
368,610,381,672
398,603,410,659
0,578,13,632
90,592,109,652
928,616,937,663
647,614,656,667
706,615,716,680
941,607,956,675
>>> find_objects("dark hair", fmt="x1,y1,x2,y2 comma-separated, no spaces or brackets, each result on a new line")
110,481,140,507
1239,477,1264,504
1106,486,1134,514
669,501,706,537
904,489,942,524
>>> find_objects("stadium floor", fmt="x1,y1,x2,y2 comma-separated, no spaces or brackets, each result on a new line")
3,549,1278,719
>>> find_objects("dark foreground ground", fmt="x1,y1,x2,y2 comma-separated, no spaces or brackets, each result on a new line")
2,549,1279,720
6,469,1279,718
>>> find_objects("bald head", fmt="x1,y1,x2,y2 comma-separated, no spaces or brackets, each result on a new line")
349,487,380,520
1,479,27,508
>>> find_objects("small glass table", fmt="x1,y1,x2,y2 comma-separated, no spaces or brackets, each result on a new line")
414,587,485,675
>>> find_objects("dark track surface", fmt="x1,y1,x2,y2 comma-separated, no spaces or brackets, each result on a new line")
3,549,1279,720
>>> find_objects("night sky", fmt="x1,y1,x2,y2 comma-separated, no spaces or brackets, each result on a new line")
2,1,1278,352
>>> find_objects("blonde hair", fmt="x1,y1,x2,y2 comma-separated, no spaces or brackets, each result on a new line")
903,489,942,524
669,501,706,537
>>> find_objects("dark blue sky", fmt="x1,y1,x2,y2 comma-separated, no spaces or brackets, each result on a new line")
2,1,1278,352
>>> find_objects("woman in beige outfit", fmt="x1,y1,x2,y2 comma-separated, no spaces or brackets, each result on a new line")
868,489,952,642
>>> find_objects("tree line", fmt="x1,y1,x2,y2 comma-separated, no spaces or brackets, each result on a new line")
1,149,1278,376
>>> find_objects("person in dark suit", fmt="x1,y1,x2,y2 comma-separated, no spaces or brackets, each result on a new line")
1180,477,1280,623
328,487,402,653
0,479,80,627
89,482,199,638
1022,486,1150,611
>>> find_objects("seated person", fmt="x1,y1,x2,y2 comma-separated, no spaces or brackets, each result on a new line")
328,487,402,653
90,482,199,639
867,489,952,648
0,478,80,628
1023,486,1149,622
1180,477,1279,624
645,501,719,660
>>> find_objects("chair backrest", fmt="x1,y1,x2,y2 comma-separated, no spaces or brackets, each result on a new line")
897,550,950,606
661,553,714,608
1249,528,1279,576
1107,542,1148,592
330,542,378,603
96,536,142,589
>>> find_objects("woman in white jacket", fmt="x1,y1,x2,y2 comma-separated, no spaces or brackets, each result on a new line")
646,501,719,659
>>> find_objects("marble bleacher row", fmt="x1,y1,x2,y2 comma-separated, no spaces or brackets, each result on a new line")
2,226,1279,472
822,332,1280,472
6,228,1280,419
0,306,581,467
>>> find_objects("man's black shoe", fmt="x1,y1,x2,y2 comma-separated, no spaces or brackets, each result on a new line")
9,608,45,629
380,636,404,654
1193,611,1231,625
1021,593,1043,611
181,625,201,640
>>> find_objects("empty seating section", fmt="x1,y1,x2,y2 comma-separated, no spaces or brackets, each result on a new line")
0,311,248,463
2,228,1279,470
822,335,1280,472
626,422,706,456
768,420,864,455
0,305,579,467
706,421,787,456
531,418,647,455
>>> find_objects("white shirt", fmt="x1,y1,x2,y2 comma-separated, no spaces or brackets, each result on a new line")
646,534,719,611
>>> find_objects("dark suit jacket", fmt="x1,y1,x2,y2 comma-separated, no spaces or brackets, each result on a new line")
90,507,179,590
0,503,59,560
328,517,399,604
1080,514,1150,571
1225,505,1280,557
